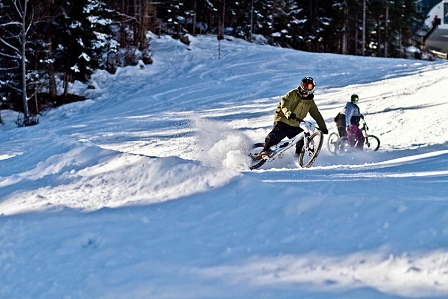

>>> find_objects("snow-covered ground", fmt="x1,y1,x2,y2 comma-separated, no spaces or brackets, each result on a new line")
1,34,448,298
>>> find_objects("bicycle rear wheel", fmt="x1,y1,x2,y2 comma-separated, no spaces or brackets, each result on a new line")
248,143,267,170
335,136,351,155
365,135,380,152
299,131,323,168
327,132,339,155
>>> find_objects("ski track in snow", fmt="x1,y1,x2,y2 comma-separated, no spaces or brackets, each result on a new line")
0,34,448,298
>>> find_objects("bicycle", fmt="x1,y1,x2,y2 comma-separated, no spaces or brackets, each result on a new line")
327,118,380,155
248,119,324,170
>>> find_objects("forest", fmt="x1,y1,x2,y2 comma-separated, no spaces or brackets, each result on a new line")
0,0,429,125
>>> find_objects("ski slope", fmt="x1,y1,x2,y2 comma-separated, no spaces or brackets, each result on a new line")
0,34,448,298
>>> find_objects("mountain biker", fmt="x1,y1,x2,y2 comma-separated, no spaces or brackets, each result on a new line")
345,94,364,150
256,77,328,160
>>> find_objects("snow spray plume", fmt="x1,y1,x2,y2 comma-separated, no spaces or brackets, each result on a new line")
189,117,252,170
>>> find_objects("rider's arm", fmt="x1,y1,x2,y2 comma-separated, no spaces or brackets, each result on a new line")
279,89,296,118
309,103,327,131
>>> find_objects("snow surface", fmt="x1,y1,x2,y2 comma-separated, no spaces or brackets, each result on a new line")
1,33,448,298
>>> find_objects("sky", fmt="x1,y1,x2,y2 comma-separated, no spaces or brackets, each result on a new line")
1,33,448,299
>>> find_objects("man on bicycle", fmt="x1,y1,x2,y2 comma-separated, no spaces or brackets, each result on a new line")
256,77,328,160
345,94,364,150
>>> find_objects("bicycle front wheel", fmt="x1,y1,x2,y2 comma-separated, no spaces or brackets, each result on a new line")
299,131,323,168
365,135,380,152
327,132,339,155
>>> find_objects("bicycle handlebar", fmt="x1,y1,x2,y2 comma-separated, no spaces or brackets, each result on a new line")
360,118,369,131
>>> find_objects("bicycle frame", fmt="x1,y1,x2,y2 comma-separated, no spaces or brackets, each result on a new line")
360,119,370,139
263,120,316,162
249,120,323,169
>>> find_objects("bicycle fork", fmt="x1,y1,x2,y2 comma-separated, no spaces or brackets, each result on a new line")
303,132,310,151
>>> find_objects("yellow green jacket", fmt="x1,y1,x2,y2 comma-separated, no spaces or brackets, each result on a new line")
274,88,327,130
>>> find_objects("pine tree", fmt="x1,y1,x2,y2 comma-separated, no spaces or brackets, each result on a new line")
52,0,113,96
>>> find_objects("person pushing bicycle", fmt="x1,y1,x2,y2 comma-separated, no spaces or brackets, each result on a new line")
345,94,364,150
256,77,328,160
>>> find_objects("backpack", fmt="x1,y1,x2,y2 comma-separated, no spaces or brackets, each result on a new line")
334,113,346,126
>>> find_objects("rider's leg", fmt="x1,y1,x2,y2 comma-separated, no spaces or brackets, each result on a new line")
355,127,365,150
257,122,294,160
292,128,305,155
347,126,356,147
337,126,346,137
262,122,289,152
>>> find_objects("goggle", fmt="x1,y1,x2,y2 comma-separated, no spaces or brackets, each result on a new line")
301,82,314,90
352,96,359,102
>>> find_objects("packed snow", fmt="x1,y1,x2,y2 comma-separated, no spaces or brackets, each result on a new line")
1,33,448,298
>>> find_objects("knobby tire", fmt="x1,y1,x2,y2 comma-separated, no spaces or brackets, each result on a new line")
335,136,350,155
327,132,339,155
299,130,323,168
336,134,380,154
365,135,380,151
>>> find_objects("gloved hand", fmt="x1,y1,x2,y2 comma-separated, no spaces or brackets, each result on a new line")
288,112,297,120
320,128,328,134
347,125,351,130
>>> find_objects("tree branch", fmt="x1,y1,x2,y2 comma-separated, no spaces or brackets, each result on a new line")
0,50,20,59
0,37,21,54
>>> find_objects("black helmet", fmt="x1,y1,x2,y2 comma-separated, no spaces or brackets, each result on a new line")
299,77,316,95
351,94,359,103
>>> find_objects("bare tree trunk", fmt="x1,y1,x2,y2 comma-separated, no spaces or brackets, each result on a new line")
21,0,29,117
249,0,254,41
384,4,389,57
309,0,319,52
133,0,139,45
342,7,348,54
64,38,72,97
63,73,70,97
222,0,225,37
377,15,381,57
193,0,197,35
1,0,47,120
138,0,148,49
47,0,57,99
354,10,358,55
120,0,127,46
362,0,366,56
270,0,275,44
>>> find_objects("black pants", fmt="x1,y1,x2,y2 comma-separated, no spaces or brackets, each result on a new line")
263,122,304,155
337,126,347,137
